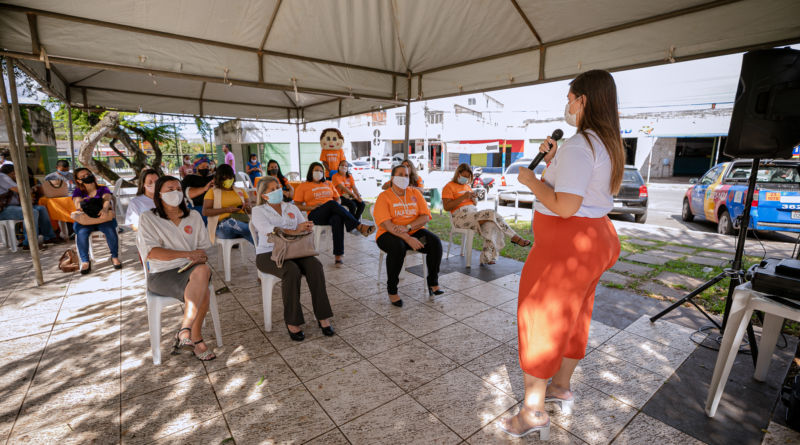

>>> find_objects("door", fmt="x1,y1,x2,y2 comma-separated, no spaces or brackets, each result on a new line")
692,164,724,217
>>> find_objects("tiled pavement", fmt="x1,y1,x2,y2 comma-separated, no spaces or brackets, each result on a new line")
0,228,798,444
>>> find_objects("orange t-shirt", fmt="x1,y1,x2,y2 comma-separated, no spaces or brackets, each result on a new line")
320,149,346,173
373,187,431,239
413,176,424,188
293,181,339,207
331,172,356,195
442,181,475,213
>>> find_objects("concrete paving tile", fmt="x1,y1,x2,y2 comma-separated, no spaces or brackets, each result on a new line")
278,336,361,382
625,253,670,266
437,272,487,291
305,428,351,445
624,238,660,247
224,385,334,444
611,413,705,445
762,421,800,445
496,298,518,316
337,317,413,357
420,322,501,365
386,305,457,337
341,394,460,444
0,387,27,443
152,416,232,444
460,283,518,307
371,339,458,392
599,331,692,378
684,255,729,267
208,352,301,412
573,350,666,409
464,344,525,401
9,402,119,445
324,296,379,331
0,311,58,342
355,289,424,317
121,353,206,400
121,377,222,445
549,381,637,445
307,360,404,425
639,281,686,300
0,333,48,396
654,271,707,289
624,315,700,353
587,319,620,349
610,260,654,276
201,327,275,373
462,308,518,342
469,407,585,444
322,265,368,285
600,271,632,286
214,307,257,337
488,274,521,293
334,276,387,299
660,245,698,254
424,292,492,321
411,367,517,439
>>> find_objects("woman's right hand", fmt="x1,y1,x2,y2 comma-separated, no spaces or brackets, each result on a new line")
186,249,208,264
540,137,558,163
297,221,314,232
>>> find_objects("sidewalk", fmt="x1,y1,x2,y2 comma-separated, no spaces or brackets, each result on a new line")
0,228,797,444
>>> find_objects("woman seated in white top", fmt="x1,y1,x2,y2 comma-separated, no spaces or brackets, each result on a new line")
137,175,216,361
125,169,160,230
251,175,334,342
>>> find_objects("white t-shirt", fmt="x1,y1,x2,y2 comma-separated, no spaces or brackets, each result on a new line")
137,209,212,273
125,194,155,228
534,129,613,218
251,202,306,255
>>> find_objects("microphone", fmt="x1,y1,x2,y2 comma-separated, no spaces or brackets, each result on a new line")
528,129,564,170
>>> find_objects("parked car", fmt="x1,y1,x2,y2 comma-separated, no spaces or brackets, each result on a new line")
347,160,374,180
610,167,648,223
377,157,393,171
497,161,545,205
356,156,378,168
682,160,800,235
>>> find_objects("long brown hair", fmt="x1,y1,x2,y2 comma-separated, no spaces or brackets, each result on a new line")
400,160,421,186
569,70,625,194
136,169,160,196
451,163,473,184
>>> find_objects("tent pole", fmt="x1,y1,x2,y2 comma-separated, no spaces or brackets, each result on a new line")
295,119,301,173
404,75,411,161
1,57,44,285
66,90,77,168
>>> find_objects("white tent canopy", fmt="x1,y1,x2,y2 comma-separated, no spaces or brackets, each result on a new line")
1,0,799,122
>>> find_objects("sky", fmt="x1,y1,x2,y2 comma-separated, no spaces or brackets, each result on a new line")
9,44,798,141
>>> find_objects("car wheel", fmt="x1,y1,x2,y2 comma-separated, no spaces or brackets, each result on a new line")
718,210,734,235
681,199,694,222
634,211,647,224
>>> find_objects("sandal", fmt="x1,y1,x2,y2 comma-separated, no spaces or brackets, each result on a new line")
358,224,376,237
511,236,531,248
192,339,216,361
498,409,550,440
171,327,194,355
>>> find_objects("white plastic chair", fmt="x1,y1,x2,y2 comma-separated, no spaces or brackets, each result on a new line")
216,236,247,282
313,224,332,252
249,221,277,331
369,206,428,298
446,211,476,268
0,220,22,252
135,237,222,365
706,282,800,417
57,220,69,240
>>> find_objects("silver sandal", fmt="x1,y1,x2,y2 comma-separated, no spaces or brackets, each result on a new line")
192,339,216,361
171,327,194,355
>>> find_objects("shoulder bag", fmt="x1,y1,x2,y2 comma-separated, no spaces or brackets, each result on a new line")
42,179,68,198
268,228,317,268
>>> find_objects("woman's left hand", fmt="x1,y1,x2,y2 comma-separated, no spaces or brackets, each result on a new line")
517,167,538,188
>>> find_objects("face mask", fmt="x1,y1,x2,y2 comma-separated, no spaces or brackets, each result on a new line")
392,176,409,189
564,98,580,127
81,174,96,184
197,168,210,176
339,166,348,174
312,171,324,181
268,169,278,176
161,190,184,207
58,170,69,176
457,176,469,185
184,159,191,165
222,178,234,189
265,188,283,204
144,184,155,194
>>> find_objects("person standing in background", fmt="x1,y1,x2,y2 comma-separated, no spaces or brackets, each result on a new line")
246,153,263,185
178,155,194,179
318,128,346,179
223,145,235,171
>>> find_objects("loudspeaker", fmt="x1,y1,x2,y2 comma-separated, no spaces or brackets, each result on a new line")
724,48,800,159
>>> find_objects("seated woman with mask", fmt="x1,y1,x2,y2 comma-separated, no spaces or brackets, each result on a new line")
202,164,253,245
72,167,122,274
181,156,215,223
293,162,375,266
443,163,531,265
265,159,294,201
331,159,365,221
138,176,216,361
252,176,334,341
125,169,161,230
373,164,443,307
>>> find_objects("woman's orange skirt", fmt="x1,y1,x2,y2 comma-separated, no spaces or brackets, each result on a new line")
517,211,620,379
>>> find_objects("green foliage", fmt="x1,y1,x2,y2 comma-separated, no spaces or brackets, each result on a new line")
195,117,212,143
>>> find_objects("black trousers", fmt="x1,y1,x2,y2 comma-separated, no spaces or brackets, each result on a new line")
376,228,442,295
255,253,332,326
340,196,365,221
308,200,360,256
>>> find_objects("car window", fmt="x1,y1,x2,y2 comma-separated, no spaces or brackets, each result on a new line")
622,169,643,184
504,164,523,175
726,164,800,184
700,164,725,185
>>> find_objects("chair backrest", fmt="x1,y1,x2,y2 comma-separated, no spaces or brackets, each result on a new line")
236,171,252,188
287,172,301,181
248,220,259,248
112,178,124,197
134,233,150,280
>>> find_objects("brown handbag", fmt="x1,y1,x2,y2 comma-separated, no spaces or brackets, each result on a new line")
42,179,68,198
268,228,317,268
58,247,80,272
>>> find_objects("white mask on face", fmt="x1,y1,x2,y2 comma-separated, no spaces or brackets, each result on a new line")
392,176,409,189
564,97,580,127
312,170,324,181
144,184,155,194
161,190,184,207
339,166,348,174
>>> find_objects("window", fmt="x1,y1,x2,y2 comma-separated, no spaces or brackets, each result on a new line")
426,111,443,124
467,98,476,105
725,163,800,184
396,113,406,126
700,164,725,185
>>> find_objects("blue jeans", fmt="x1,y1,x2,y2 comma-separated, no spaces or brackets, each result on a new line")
216,217,254,245
308,200,361,256
0,204,58,246
74,219,119,263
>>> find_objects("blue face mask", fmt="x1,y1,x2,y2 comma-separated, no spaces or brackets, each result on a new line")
266,188,283,204
457,176,469,185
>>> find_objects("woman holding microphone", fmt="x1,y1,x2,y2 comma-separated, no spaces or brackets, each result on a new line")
500,70,623,439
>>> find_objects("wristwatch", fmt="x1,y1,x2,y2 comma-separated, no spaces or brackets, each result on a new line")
406,224,412,231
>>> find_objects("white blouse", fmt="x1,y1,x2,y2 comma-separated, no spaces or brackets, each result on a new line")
534,129,614,218
137,209,211,273
125,194,155,228
251,202,306,255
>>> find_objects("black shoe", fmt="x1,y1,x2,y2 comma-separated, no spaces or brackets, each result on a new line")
428,287,445,297
318,321,335,336
286,326,305,341
389,296,403,307
80,263,91,275
112,259,123,270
